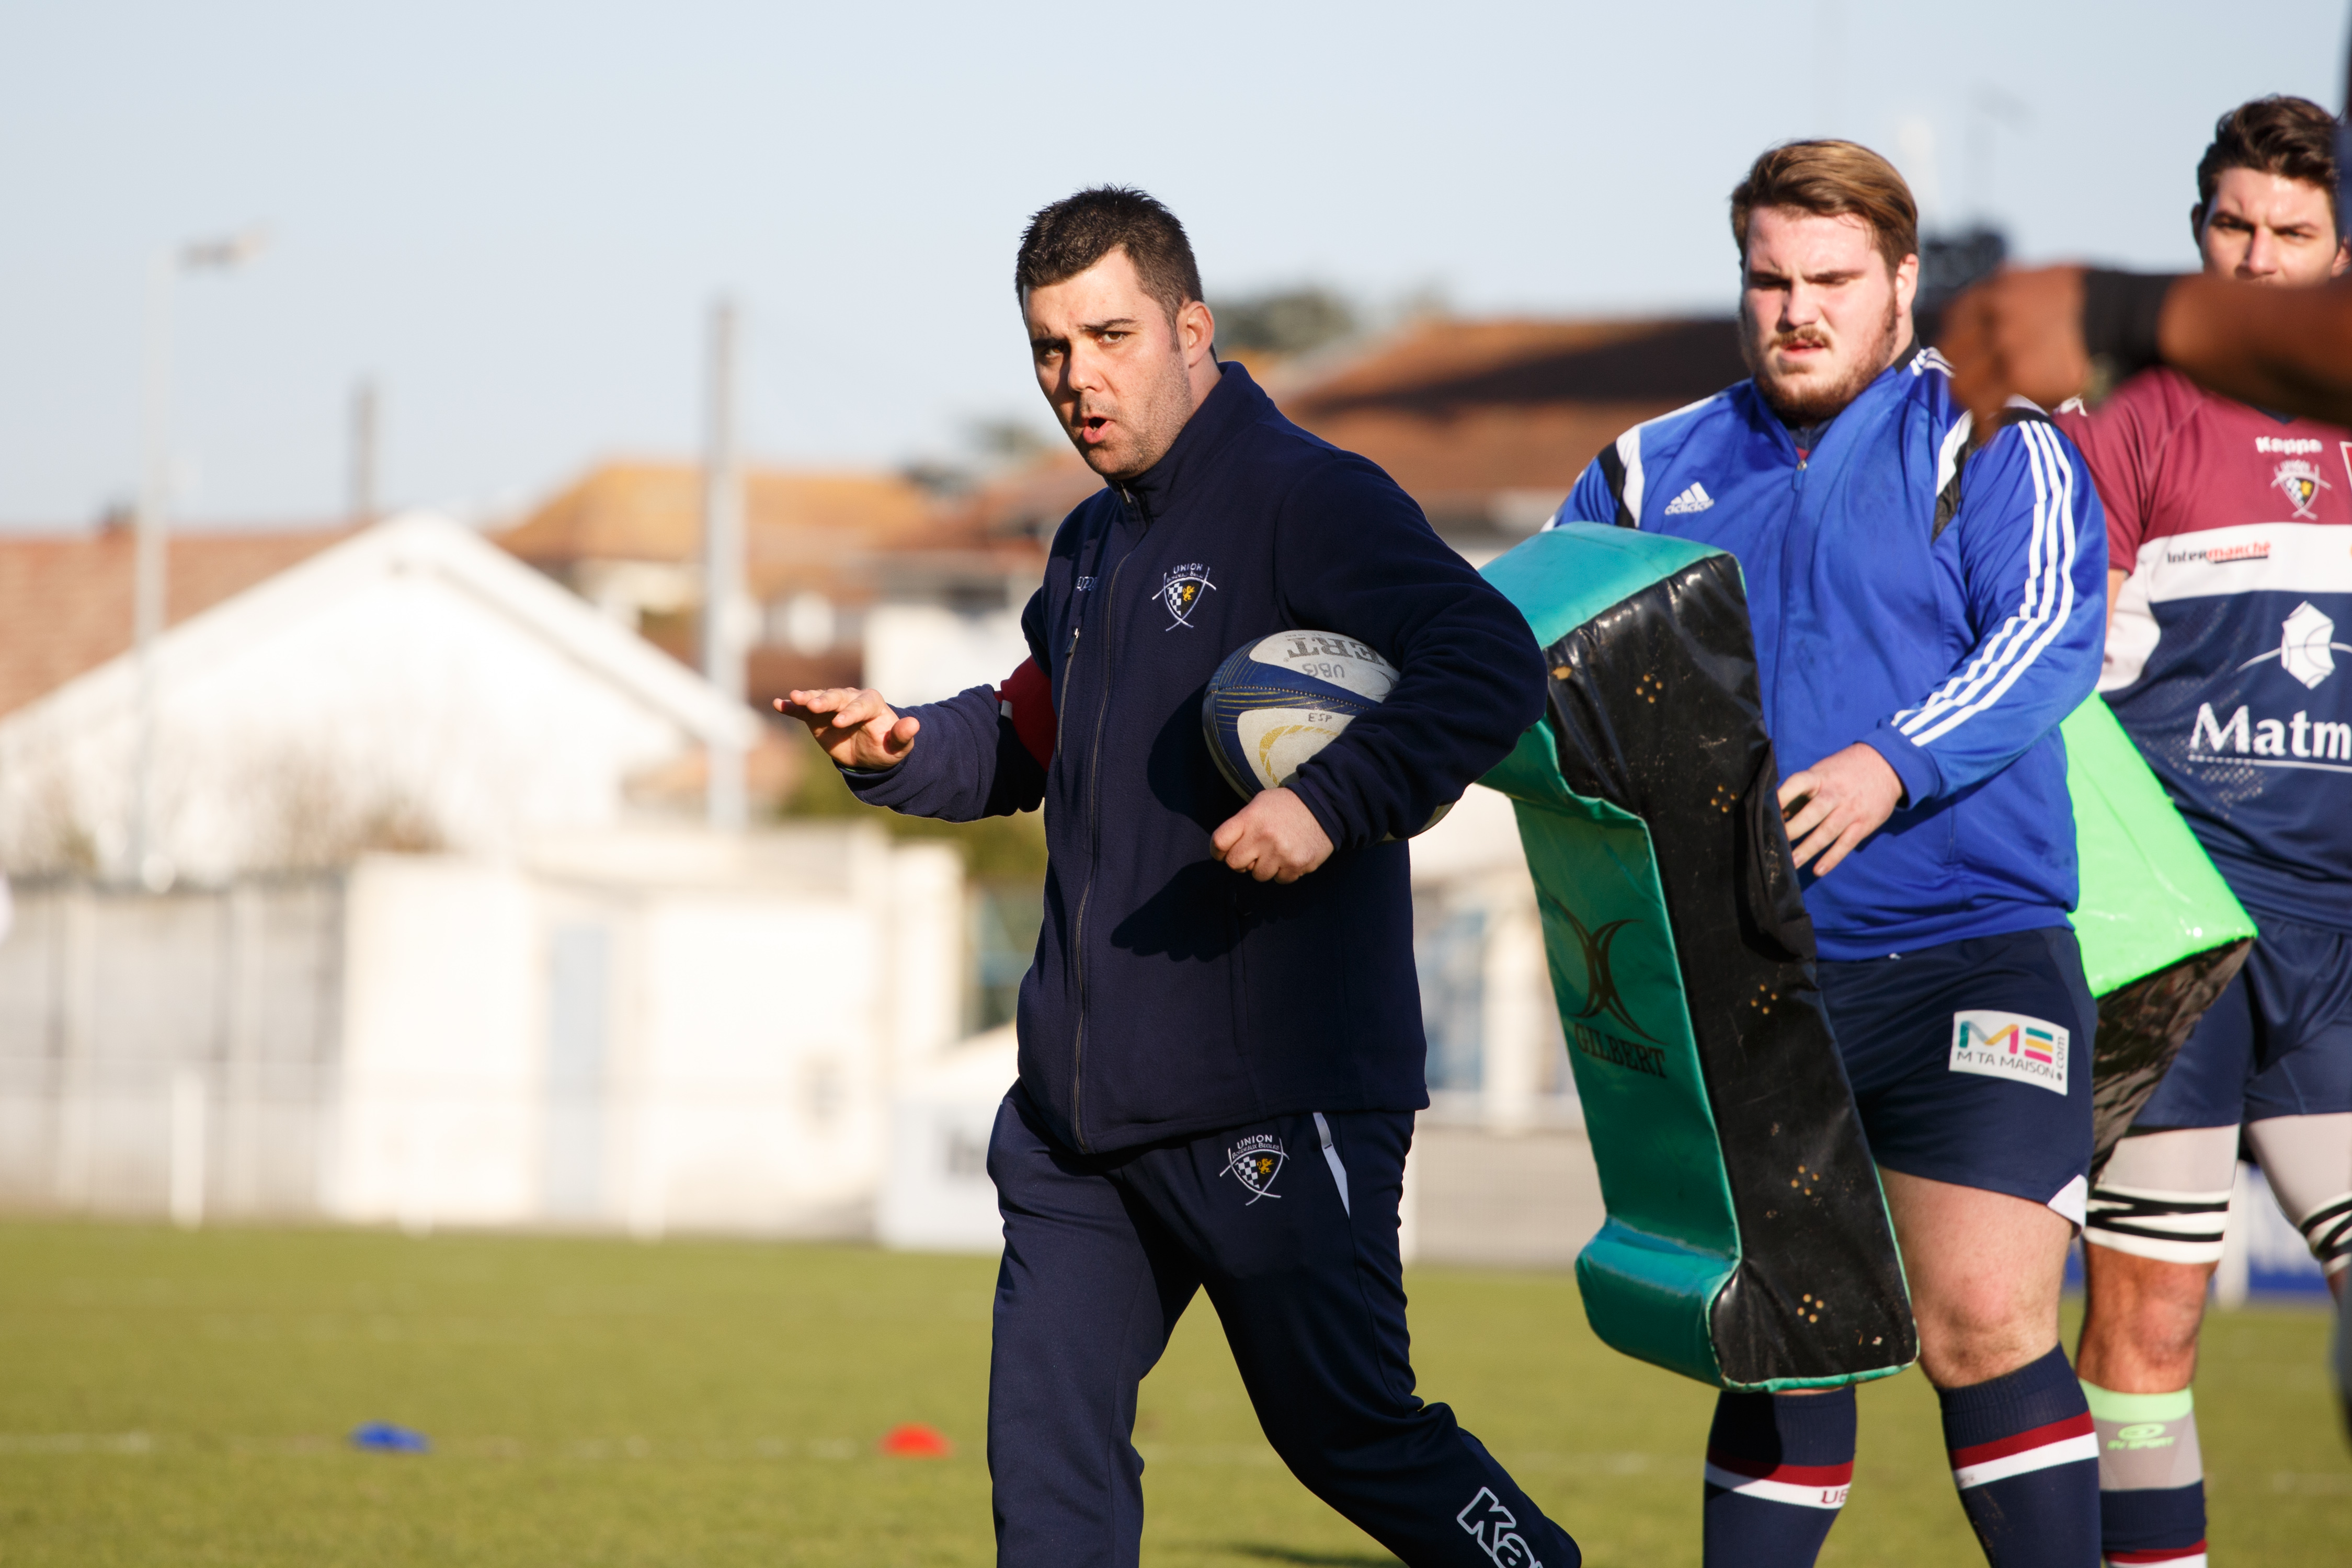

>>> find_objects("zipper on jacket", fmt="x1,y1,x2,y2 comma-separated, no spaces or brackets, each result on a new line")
1056,625,1079,727
1067,488,1145,1152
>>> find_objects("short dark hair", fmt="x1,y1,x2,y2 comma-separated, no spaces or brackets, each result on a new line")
1730,140,1919,273
1013,186,1204,320
2196,95,2338,226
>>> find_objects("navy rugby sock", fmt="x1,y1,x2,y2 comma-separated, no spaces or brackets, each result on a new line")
1940,1345,2099,1566
1701,1386,1853,1567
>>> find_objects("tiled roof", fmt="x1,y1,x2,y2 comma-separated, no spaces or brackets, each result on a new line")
1275,316,1744,517
497,462,957,600
0,527,352,718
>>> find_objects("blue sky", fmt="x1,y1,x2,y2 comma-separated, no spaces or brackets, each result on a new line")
2,1,2345,527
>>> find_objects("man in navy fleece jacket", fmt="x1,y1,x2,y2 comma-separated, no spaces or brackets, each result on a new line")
777,187,1572,1567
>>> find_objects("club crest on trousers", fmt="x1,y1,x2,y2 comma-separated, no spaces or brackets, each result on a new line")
1223,1132,1286,1203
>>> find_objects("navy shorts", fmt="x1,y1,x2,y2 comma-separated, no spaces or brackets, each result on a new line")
1818,926,2096,1219
2134,910,2352,1130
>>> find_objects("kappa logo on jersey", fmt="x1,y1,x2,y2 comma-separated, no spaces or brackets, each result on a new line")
2270,458,2332,520
1949,1010,2069,1095
1221,1134,1286,1204
1456,1487,1544,1567
1159,564,1214,629
1663,481,1715,516
2255,436,2325,456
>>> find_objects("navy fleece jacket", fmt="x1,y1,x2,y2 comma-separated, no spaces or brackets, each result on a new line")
848,363,1546,1154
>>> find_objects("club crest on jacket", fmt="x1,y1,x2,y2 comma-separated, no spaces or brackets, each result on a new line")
1160,563,1214,629
1222,1132,1285,1203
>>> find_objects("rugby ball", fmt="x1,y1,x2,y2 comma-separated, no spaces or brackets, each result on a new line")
1202,628,1403,798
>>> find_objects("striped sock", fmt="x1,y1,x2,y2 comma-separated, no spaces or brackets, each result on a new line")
1939,1345,2100,1566
1701,1387,1854,1567
2082,1381,2205,1567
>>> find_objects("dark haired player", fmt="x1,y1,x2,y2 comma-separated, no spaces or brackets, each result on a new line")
2053,96,2352,1568
1938,60,2352,432
1556,141,2107,1567
777,188,1578,1567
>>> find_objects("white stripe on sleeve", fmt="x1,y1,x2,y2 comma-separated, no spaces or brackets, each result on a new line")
1615,427,1645,524
1899,418,2060,733
1900,422,2081,746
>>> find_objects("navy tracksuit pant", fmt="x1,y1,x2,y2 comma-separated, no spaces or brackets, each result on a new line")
986,1084,1580,1567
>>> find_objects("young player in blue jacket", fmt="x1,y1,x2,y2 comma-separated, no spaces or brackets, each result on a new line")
1555,142,2108,1568
778,188,1577,1568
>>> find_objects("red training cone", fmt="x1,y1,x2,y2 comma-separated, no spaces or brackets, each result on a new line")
878,1423,954,1458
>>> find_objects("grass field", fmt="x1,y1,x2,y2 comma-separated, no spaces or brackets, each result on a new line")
0,1221,2340,1566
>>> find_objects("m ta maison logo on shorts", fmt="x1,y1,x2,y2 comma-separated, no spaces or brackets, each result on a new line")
1948,1011,2069,1094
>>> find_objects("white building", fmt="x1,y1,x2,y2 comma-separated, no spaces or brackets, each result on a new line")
333,826,962,1235
0,511,757,886
0,511,981,1237
0,826,967,1237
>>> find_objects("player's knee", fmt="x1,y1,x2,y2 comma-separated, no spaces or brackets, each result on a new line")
2083,1248,2212,1366
2120,1273,2210,1361
1914,1276,2058,1386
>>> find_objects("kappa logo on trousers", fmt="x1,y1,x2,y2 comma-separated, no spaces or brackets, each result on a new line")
1457,1486,1544,1566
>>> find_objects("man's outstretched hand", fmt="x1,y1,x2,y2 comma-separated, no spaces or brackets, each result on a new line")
1212,787,1334,884
1938,265,2091,429
1777,743,1905,877
774,687,919,771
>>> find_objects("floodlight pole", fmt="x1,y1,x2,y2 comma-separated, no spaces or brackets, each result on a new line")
128,231,264,891
128,253,177,890
701,296,749,832
349,377,380,524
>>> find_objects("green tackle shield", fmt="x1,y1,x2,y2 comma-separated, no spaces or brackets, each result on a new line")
1479,524,1916,1391
2062,697,2256,1176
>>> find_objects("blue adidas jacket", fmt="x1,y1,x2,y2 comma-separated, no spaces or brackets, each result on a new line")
1555,349,2107,960
849,363,1546,1153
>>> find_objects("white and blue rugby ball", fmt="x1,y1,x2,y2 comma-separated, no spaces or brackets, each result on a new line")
1203,629,1402,798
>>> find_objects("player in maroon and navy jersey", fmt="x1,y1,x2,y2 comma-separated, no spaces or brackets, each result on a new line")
2055,96,2352,1568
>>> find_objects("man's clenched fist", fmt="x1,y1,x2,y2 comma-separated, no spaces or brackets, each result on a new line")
774,687,920,771
1212,787,1334,884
